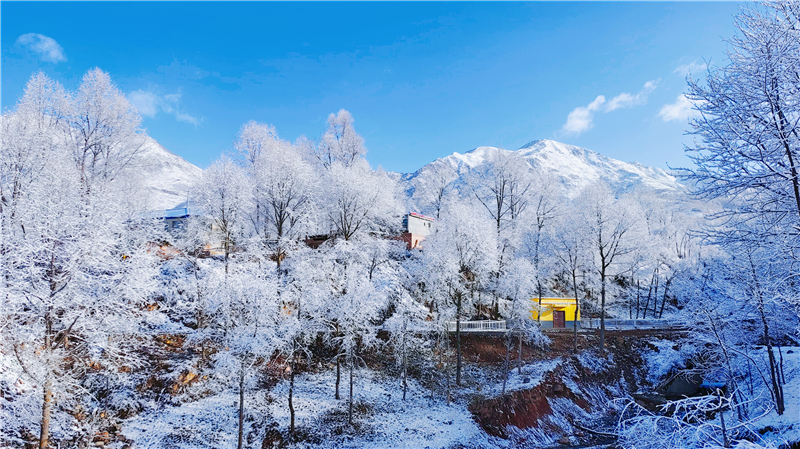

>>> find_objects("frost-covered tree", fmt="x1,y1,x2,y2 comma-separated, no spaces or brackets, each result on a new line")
631,190,700,320
469,150,532,233
1,70,157,448
419,201,498,386
496,258,543,394
203,267,280,449
312,112,403,405
328,242,391,424
577,182,640,351
68,68,146,195
384,290,432,401
194,156,249,274
277,246,329,436
468,151,537,319
235,121,315,267
321,159,401,242
316,109,366,169
520,173,561,320
681,2,800,246
550,209,588,352
412,161,457,219
1,72,69,260
674,1,799,420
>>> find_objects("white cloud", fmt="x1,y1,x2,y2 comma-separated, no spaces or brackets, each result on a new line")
126,89,201,126
162,93,182,111
128,90,159,117
562,95,606,135
175,112,200,126
658,95,696,122
561,79,660,136
15,33,66,63
674,61,705,76
605,79,659,112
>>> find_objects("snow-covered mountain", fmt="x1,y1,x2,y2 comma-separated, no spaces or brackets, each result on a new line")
403,139,685,200
125,137,683,212
129,137,202,211
516,140,681,194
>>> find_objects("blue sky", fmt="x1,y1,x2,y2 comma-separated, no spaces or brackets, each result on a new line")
2,2,742,173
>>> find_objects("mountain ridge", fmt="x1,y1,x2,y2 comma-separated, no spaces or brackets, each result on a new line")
135,137,685,211
131,136,203,211
402,139,684,201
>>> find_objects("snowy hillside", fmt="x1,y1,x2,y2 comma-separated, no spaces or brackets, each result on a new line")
403,139,685,199
128,137,203,211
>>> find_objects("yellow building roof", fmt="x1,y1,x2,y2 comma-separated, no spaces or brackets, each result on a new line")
532,297,577,305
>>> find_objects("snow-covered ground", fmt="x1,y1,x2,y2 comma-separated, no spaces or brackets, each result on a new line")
266,370,499,449
12,342,796,448
119,355,574,449
481,358,561,397
125,393,244,449
752,347,800,447
122,369,503,449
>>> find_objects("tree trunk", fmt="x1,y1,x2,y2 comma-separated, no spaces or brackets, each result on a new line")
643,273,651,319
402,331,408,401
778,120,800,222
759,304,785,415
336,357,341,400
537,287,543,324
456,293,462,386
719,389,730,448
502,331,511,395
651,271,659,319
635,280,641,319
517,333,522,375
456,316,462,386
335,324,340,400
38,368,53,449
348,355,354,425
658,276,672,319
39,313,54,449
238,365,245,449
289,351,296,435
573,270,580,353
599,269,606,351
707,311,747,421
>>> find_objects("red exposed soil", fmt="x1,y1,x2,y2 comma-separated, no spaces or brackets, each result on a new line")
457,331,598,365
469,369,589,438
465,330,672,441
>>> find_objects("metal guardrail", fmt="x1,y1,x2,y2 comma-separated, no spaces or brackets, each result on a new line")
445,320,506,332
582,318,680,330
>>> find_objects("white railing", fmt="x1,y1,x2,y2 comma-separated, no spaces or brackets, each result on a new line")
582,318,681,330
445,320,506,332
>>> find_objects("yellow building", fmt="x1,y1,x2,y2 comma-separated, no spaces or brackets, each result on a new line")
531,298,580,329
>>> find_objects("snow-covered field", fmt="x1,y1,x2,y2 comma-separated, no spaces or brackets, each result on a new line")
118,355,586,449
267,370,499,449
481,358,561,397
752,347,800,447
122,369,501,449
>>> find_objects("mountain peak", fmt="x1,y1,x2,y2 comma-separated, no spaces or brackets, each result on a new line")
518,139,550,150
405,139,684,202
133,136,203,211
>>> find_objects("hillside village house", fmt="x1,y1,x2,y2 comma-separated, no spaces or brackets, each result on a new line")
150,206,224,257
161,207,191,231
402,212,434,250
531,298,580,329
149,209,432,256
